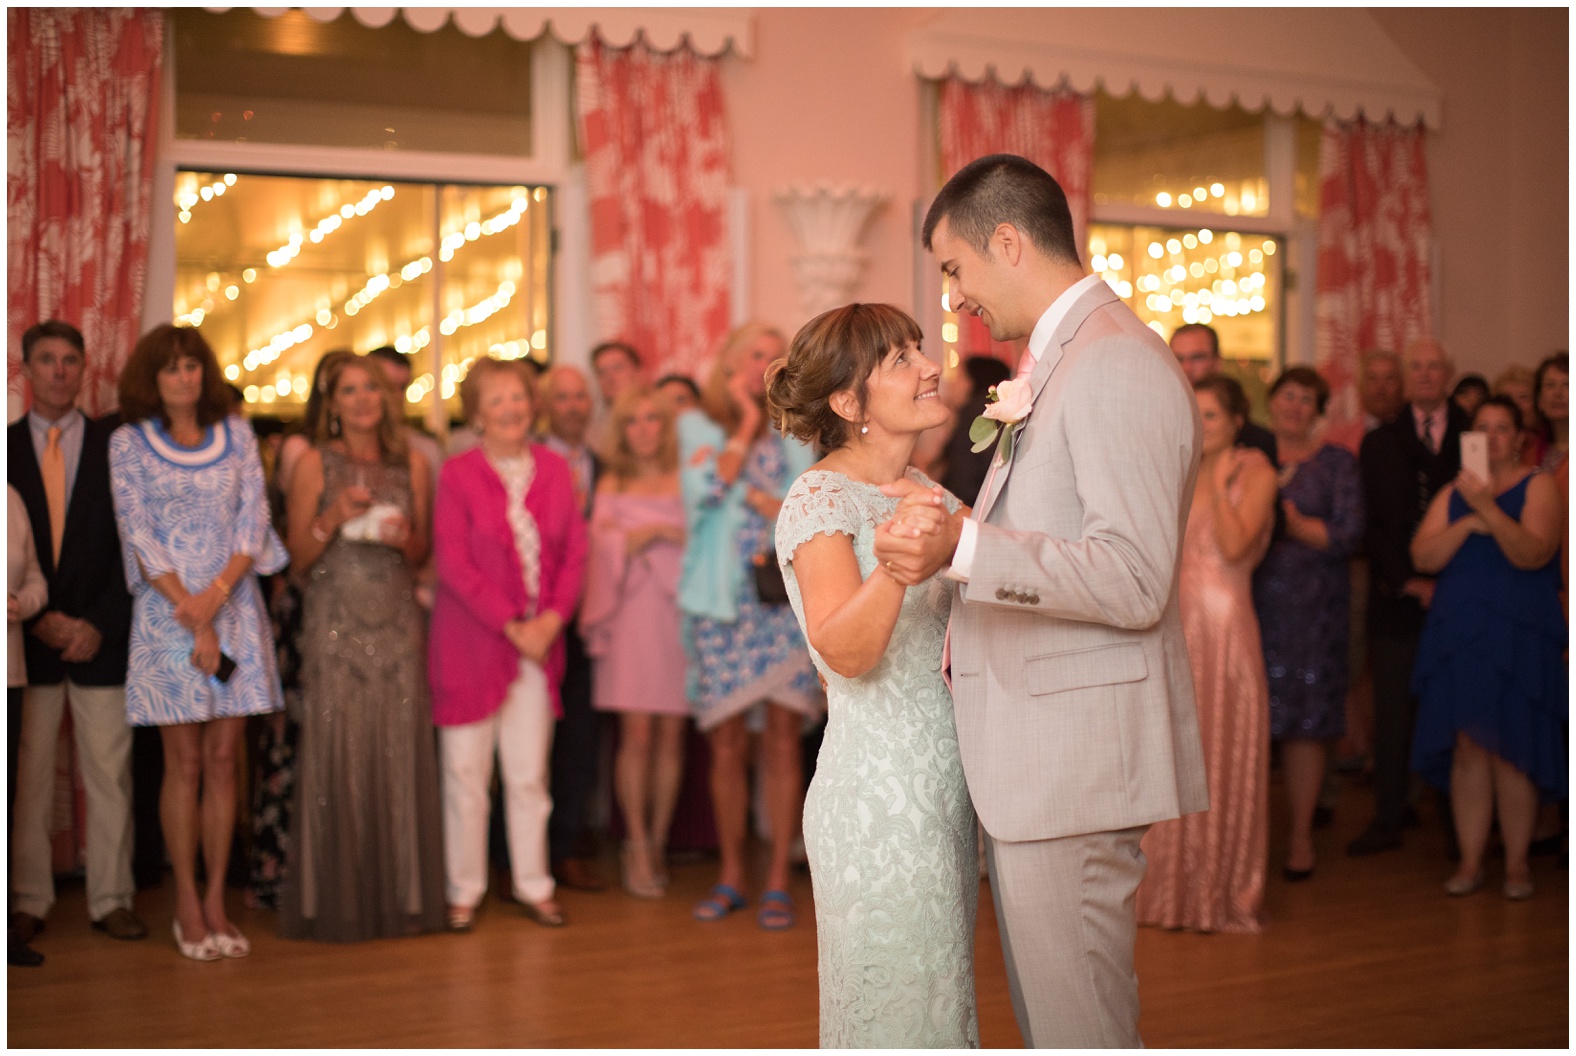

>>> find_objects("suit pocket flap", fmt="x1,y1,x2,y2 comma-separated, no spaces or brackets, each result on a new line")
1026,642,1148,697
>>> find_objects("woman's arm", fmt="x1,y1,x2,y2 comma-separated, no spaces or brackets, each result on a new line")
1465,471,1563,571
1410,485,1484,574
285,448,334,576
792,531,906,679
1212,451,1278,563
12,512,48,622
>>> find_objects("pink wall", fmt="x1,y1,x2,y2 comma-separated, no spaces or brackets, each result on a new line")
720,8,1567,382
1372,8,1569,381
723,8,938,339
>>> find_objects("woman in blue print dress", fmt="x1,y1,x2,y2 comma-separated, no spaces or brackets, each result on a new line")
1410,396,1566,901
677,323,820,930
109,325,288,961
1251,367,1363,880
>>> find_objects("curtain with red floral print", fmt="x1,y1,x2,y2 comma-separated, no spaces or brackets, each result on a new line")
938,76,1095,364
1315,116,1434,427
8,8,163,418
575,33,731,380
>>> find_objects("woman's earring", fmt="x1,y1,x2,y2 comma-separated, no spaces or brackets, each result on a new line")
329,413,341,438
860,424,869,435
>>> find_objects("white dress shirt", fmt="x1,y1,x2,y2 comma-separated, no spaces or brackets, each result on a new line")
950,274,1107,580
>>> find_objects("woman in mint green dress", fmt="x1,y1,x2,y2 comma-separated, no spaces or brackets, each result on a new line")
766,303,979,1048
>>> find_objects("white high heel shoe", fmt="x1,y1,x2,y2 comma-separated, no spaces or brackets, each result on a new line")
211,926,251,958
172,919,221,962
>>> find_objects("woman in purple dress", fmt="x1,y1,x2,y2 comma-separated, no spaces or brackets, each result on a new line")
581,387,688,899
1252,367,1364,881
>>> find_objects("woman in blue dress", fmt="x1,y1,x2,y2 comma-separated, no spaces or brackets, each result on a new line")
677,323,820,930
1410,396,1565,900
1251,367,1363,880
109,325,288,960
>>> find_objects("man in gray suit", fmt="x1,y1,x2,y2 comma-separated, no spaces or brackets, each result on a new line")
875,154,1209,1047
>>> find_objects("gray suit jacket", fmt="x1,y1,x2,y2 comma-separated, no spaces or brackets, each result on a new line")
950,281,1209,843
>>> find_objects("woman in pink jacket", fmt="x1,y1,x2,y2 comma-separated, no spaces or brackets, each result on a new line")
429,358,588,931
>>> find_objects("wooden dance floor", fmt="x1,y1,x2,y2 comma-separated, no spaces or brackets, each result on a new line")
8,779,1567,1047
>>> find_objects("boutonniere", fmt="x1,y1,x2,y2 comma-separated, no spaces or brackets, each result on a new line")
968,376,1034,465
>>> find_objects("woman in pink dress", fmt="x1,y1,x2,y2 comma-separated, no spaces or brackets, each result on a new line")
1137,375,1276,934
581,387,688,899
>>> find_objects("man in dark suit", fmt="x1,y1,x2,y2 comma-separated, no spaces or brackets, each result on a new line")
1348,338,1468,856
536,365,606,892
8,320,146,947
1170,322,1278,465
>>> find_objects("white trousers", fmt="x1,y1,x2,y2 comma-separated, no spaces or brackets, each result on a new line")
12,681,135,921
440,660,556,907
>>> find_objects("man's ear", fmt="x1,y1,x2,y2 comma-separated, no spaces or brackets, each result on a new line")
993,223,1023,267
828,388,861,425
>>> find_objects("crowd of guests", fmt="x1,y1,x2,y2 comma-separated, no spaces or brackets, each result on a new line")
1131,328,1567,934
5,312,1566,966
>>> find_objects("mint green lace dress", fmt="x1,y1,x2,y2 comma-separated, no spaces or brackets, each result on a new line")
776,469,979,1049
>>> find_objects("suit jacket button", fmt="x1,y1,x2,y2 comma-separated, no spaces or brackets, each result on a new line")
995,587,1009,600
1028,594,1040,605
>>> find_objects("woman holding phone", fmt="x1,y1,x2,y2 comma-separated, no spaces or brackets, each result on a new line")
1410,396,1566,900
109,325,288,960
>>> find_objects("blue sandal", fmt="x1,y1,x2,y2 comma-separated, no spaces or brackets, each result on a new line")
692,883,747,922
757,890,796,931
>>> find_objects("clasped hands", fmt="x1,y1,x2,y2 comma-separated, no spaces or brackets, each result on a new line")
872,478,963,587
30,610,103,664
505,611,564,665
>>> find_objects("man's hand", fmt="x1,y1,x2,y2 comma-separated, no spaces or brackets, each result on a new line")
30,610,75,649
59,619,103,664
873,479,961,586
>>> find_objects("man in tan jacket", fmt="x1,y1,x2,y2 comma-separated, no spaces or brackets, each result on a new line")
876,154,1208,1047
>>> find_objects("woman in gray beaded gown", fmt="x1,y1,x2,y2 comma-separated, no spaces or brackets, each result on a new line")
765,304,979,1048
278,355,445,942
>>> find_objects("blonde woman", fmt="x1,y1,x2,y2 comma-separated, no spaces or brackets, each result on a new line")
677,324,819,929
581,387,688,897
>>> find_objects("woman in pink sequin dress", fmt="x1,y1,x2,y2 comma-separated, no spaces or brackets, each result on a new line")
1137,375,1276,934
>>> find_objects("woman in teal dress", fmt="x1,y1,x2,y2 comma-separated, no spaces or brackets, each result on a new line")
1410,396,1565,901
677,323,820,930
768,303,979,1047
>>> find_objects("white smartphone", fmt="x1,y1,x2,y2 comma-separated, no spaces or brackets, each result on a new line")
1460,431,1489,482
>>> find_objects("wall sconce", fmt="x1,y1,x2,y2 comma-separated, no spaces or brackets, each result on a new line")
772,184,888,319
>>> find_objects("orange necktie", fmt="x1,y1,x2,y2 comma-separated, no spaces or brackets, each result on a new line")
41,425,65,566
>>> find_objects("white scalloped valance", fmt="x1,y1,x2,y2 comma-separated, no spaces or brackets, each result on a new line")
910,8,1441,129
213,7,753,57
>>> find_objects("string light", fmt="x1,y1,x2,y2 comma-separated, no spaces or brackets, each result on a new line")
175,173,237,224
267,186,394,269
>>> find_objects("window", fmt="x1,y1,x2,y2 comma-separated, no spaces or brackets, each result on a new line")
174,172,554,414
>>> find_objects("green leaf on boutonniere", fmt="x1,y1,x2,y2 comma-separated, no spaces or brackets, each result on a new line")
969,414,1000,452
998,423,1016,464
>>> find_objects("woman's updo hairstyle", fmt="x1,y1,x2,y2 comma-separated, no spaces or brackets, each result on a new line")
766,303,924,451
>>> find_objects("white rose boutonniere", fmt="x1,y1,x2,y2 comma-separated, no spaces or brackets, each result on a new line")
969,376,1034,464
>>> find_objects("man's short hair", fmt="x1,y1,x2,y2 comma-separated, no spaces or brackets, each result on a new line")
1358,349,1400,377
1170,323,1220,358
366,345,408,372
590,341,643,370
22,320,84,362
921,154,1081,267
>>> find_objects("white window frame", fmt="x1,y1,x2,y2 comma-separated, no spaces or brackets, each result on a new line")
143,23,587,431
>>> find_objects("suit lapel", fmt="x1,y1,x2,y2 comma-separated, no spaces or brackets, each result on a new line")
974,282,1119,524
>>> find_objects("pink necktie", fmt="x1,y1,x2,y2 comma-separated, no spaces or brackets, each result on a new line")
1015,350,1037,380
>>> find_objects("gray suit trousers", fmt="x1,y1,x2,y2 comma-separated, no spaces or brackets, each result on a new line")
985,825,1150,1048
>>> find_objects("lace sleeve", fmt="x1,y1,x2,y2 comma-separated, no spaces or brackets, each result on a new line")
775,471,868,561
